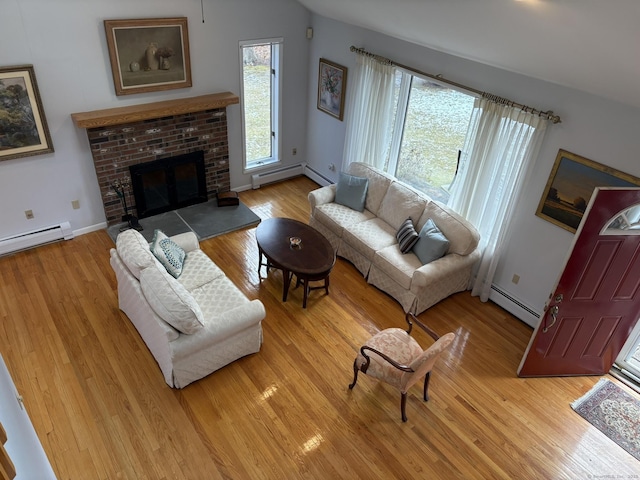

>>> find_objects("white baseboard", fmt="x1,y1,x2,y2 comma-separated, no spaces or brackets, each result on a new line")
489,284,541,328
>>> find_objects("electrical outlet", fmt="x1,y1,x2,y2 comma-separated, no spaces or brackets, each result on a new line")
329,163,336,171
72,200,80,210
512,274,520,285
292,148,297,155
25,210,34,219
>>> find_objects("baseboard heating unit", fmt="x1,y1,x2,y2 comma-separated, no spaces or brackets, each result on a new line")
304,165,332,187
489,284,541,328
251,163,306,189
0,222,74,256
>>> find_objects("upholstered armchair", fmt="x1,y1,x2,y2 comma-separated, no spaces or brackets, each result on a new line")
349,313,455,422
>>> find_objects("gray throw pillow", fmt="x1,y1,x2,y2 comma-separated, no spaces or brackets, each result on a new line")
413,218,450,265
335,172,368,212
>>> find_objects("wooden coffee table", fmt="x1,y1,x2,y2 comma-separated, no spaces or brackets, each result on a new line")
256,218,336,308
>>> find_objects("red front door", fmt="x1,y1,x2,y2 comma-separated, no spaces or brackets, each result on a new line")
518,188,640,377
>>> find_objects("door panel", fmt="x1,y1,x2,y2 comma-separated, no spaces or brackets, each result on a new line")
518,188,640,377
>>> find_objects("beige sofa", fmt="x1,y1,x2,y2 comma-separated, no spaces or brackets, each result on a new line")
308,162,480,314
110,229,265,388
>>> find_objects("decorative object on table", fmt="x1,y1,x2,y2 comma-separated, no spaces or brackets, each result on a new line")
571,378,640,461
104,17,192,96
0,65,54,161
536,149,640,233
217,191,239,207
111,177,143,232
317,58,347,120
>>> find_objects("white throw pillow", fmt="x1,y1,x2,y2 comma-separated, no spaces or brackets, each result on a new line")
116,229,156,279
140,264,204,334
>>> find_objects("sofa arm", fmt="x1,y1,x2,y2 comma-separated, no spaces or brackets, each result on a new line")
170,231,200,253
308,185,337,212
411,252,479,289
171,299,266,360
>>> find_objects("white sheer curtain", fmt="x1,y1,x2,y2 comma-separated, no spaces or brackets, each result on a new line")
447,97,548,301
342,54,396,170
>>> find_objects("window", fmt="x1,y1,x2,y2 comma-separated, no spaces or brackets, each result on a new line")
240,38,282,171
385,70,475,202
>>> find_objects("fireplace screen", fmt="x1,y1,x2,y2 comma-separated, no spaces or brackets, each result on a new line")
130,151,207,219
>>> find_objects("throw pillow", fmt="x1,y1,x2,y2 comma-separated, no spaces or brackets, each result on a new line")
151,230,186,278
335,172,369,212
139,264,204,334
396,218,420,254
413,218,450,265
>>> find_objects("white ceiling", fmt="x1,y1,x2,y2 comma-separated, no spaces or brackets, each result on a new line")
297,0,640,109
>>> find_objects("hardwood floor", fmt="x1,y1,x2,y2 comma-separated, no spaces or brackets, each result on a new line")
1,176,638,479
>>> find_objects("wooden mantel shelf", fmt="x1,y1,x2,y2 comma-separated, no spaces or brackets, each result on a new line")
71,92,239,129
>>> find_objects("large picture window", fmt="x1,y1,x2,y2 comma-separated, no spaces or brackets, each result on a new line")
240,38,282,171
385,70,475,202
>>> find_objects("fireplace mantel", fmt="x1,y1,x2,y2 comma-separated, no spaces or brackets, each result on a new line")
71,92,239,129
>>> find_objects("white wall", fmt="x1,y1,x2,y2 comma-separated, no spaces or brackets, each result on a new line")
304,14,640,323
0,0,310,238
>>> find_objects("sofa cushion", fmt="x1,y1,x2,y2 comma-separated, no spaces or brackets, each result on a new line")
140,264,204,334
417,201,479,256
378,181,429,231
335,172,368,212
116,229,156,279
313,202,376,237
151,230,186,278
413,219,450,265
373,245,422,290
342,218,398,260
396,219,420,254
347,162,394,215
177,249,226,292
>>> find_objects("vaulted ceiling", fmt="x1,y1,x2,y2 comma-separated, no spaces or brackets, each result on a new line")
297,0,640,109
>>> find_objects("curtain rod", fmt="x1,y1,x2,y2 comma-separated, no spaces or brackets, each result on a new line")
350,46,561,124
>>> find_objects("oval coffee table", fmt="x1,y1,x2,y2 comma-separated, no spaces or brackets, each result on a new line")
256,218,336,308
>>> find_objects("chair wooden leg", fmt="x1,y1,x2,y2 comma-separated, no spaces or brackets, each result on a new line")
401,392,408,422
349,360,359,389
423,371,431,401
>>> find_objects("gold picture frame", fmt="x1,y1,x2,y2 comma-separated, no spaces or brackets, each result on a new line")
317,58,347,120
0,64,54,161
104,17,192,96
536,149,640,233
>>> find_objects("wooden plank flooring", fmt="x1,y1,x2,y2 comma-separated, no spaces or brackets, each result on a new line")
1,176,638,479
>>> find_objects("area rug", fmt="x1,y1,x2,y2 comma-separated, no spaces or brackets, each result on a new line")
571,378,640,461
107,199,261,243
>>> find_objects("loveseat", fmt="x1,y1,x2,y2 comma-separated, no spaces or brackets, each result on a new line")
308,162,480,314
110,229,265,388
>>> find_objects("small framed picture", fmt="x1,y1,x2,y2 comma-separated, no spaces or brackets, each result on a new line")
0,65,54,161
317,58,347,120
536,149,640,233
104,17,192,96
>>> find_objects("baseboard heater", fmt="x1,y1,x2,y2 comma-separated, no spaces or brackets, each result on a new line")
489,284,541,328
251,162,306,189
0,222,73,256
304,164,333,187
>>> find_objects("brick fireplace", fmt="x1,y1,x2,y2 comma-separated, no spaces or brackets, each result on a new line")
72,93,238,226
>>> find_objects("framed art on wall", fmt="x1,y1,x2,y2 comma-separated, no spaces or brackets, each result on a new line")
536,149,640,233
104,17,192,96
0,64,54,161
317,58,347,120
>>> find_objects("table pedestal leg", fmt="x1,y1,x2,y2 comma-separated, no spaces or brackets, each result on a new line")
282,269,292,302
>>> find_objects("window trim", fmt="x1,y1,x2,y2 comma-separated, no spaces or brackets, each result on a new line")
239,37,283,173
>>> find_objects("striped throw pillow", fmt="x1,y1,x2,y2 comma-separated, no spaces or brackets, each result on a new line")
396,218,419,254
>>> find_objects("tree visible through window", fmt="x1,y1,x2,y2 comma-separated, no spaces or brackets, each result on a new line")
386,71,475,202
240,38,282,170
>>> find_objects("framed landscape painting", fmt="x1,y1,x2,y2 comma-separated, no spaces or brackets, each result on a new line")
0,65,54,161
104,17,192,96
536,149,640,233
317,58,347,120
